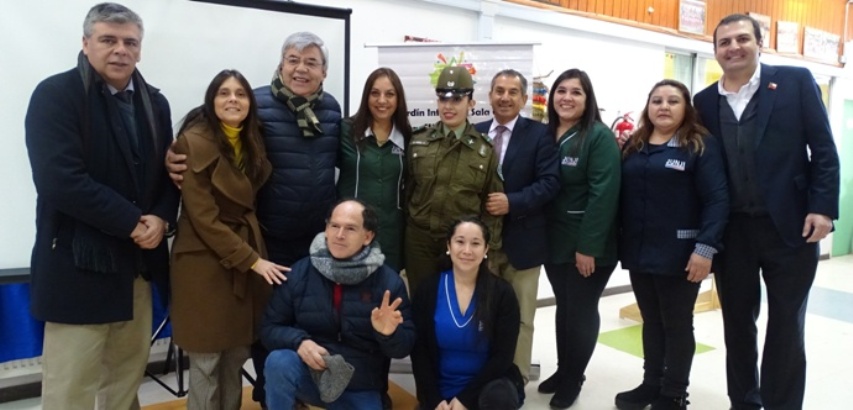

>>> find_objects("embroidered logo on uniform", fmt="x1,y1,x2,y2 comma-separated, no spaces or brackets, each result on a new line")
392,146,404,156
665,159,686,171
561,156,579,167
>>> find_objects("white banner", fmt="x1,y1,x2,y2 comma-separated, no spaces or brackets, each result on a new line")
375,43,535,127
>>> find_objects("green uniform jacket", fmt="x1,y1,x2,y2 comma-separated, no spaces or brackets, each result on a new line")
547,121,620,265
336,118,406,271
406,121,503,250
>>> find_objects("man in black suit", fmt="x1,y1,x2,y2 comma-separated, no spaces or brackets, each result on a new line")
694,14,840,410
475,69,560,385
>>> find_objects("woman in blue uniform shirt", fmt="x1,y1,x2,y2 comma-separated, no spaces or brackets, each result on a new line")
615,79,728,410
411,216,523,410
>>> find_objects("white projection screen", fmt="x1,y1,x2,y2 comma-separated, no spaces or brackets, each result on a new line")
0,0,351,272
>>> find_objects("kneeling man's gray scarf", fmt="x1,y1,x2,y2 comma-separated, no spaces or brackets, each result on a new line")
309,233,385,285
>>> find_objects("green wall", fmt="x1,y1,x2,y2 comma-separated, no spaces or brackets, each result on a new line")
831,100,853,256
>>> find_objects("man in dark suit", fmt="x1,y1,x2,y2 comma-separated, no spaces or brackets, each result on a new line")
694,14,840,410
475,69,560,385
24,3,177,409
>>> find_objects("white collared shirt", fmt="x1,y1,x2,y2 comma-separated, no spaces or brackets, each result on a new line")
717,66,760,121
489,115,519,164
107,79,135,96
365,124,406,151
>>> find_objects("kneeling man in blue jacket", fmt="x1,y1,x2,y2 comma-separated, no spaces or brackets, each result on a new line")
261,198,415,409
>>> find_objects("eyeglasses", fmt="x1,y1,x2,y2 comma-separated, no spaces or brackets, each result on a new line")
283,56,323,71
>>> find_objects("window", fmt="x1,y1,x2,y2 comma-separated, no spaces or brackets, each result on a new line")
664,51,696,91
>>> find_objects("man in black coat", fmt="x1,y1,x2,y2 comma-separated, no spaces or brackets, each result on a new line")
475,69,560,385
694,14,840,410
24,3,177,409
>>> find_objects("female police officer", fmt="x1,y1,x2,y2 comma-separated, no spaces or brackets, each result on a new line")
404,66,503,293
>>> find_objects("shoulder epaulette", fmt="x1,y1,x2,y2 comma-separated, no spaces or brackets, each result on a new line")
478,131,493,145
412,123,436,134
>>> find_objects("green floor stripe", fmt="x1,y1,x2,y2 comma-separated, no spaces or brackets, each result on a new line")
598,325,714,358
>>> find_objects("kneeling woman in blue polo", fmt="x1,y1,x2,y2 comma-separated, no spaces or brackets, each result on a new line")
616,79,729,410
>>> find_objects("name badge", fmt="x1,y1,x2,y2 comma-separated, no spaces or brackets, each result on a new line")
665,159,686,171
561,156,579,167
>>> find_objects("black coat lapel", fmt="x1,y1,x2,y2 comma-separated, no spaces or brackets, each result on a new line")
754,64,778,148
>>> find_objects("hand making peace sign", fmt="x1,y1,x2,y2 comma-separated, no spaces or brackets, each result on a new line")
371,290,404,336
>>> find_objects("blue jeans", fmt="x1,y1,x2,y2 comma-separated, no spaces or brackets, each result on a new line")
264,349,382,409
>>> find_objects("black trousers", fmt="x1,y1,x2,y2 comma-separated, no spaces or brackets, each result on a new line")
630,272,700,397
544,262,614,384
715,215,818,410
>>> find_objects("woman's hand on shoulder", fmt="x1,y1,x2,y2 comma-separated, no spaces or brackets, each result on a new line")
165,140,188,189
252,258,290,285
616,129,632,149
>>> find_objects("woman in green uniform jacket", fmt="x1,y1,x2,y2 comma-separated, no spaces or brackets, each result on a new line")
539,69,621,409
337,67,412,271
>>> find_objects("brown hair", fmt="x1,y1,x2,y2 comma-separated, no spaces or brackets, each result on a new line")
351,67,412,149
713,14,762,50
623,79,709,158
177,69,269,185
547,69,603,154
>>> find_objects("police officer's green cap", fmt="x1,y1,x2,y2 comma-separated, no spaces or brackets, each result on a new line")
436,66,474,98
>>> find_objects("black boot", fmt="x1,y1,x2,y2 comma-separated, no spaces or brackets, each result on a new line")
549,376,585,409
614,383,660,410
538,371,562,394
650,394,689,409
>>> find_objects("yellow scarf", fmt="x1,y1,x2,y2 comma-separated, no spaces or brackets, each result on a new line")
221,122,244,169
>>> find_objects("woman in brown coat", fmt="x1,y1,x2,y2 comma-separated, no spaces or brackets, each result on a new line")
170,69,288,410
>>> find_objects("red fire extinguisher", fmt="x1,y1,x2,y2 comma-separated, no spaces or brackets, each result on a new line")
611,111,635,141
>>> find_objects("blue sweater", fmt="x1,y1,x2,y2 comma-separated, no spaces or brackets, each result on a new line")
435,271,489,399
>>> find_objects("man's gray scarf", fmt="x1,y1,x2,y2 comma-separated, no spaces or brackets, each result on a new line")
309,233,385,285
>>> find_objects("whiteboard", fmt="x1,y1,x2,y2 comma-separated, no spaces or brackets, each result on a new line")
0,0,348,269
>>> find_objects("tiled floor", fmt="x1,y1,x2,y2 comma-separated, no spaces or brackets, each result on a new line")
3,255,853,409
